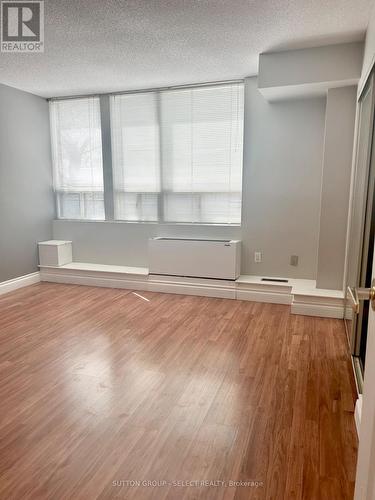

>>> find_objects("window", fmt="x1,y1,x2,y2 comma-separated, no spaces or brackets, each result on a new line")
50,97,104,220
110,83,244,224
50,82,244,224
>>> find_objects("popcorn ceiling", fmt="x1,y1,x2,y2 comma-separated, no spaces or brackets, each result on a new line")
0,0,371,98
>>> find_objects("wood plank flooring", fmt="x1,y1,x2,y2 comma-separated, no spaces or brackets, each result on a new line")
0,283,358,499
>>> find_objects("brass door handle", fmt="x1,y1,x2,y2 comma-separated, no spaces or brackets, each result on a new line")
347,279,375,314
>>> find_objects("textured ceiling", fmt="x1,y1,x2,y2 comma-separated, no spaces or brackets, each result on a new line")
0,0,372,98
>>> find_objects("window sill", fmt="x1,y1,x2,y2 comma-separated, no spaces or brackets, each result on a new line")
53,219,241,228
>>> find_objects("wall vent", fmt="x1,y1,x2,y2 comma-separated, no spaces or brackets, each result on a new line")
261,278,289,283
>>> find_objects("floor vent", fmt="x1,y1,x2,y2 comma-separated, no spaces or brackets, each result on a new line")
261,278,289,283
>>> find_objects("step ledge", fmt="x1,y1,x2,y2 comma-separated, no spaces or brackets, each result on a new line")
38,264,345,318
39,262,149,276
292,288,344,299
39,265,344,297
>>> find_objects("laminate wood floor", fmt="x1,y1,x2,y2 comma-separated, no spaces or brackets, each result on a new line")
0,283,358,499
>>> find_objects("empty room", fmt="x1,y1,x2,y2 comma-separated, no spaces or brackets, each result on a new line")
2,0,375,498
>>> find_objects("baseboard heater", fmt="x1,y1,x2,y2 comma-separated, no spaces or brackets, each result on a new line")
148,238,241,280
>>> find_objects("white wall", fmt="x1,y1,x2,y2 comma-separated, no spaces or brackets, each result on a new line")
53,76,327,280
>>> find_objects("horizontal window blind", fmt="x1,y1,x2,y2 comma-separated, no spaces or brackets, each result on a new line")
50,97,105,220
110,82,244,224
160,84,243,223
50,82,244,224
110,92,160,221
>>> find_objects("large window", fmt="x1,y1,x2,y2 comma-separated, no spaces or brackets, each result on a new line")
111,83,244,224
50,97,105,220
50,82,244,224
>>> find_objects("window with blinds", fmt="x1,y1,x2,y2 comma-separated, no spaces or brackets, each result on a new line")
50,82,244,224
50,97,105,220
110,82,244,224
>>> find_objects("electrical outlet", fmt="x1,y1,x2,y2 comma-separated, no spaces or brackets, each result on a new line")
290,255,299,266
254,251,262,263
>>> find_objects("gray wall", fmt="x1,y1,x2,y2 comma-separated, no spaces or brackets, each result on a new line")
53,221,241,267
0,84,54,282
316,86,357,290
53,77,327,280
241,77,326,278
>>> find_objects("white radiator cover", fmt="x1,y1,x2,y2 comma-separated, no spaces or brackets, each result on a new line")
148,238,241,280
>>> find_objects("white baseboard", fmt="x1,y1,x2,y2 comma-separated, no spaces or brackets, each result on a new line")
291,303,345,319
355,395,363,437
148,280,236,299
41,269,236,299
0,271,40,296
344,305,353,320
236,289,292,305
40,271,148,291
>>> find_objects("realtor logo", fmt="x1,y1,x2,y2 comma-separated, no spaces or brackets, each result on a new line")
1,0,44,52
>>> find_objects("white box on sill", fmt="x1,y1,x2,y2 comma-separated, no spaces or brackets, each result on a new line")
38,240,72,267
